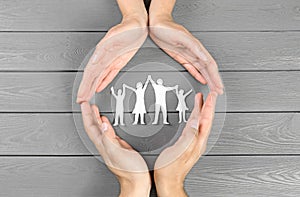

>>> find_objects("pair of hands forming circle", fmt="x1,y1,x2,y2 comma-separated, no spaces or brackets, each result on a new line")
77,12,223,197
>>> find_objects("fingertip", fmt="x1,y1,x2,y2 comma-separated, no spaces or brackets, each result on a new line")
101,116,113,128
101,116,116,138
76,97,84,104
195,92,203,101
96,85,104,93
195,92,203,106
80,102,92,115
206,91,218,107
218,88,224,95
197,76,207,85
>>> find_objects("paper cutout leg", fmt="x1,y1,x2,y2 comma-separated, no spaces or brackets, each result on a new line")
148,75,177,125
176,88,193,123
111,87,126,126
124,76,150,125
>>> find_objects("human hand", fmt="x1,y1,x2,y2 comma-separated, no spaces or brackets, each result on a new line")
149,15,224,95
81,102,151,197
154,92,217,197
77,15,148,103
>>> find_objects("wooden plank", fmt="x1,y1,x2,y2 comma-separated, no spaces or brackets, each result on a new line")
0,0,300,31
186,156,300,197
0,0,121,31
1,113,300,155
0,71,299,112
0,113,223,155
1,32,300,71
0,156,299,196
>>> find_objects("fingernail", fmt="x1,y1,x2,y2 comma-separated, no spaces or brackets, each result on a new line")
80,102,89,113
101,123,108,133
210,92,218,103
189,119,199,130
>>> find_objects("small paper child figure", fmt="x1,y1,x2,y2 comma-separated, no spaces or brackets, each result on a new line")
148,75,178,125
111,86,126,126
175,88,193,123
124,76,150,125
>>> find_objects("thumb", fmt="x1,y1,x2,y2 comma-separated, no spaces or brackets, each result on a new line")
100,116,116,139
186,93,203,132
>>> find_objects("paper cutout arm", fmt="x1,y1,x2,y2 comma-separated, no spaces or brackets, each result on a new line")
111,87,117,98
123,84,136,92
142,76,151,91
184,89,193,97
175,86,179,96
148,75,156,86
122,85,126,98
166,85,178,91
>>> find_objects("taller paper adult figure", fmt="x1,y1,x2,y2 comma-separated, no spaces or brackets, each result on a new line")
111,86,126,126
148,75,178,124
175,88,193,123
124,76,150,125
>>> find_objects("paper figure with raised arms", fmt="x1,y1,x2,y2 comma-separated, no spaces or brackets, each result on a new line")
148,75,178,125
175,88,193,123
111,86,126,126
123,76,151,125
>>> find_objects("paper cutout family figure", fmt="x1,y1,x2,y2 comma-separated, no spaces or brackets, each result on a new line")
111,75,192,126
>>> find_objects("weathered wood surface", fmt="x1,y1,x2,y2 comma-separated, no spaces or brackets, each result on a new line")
0,72,299,112
0,0,300,31
1,0,300,196
1,32,300,71
1,113,300,155
0,156,299,197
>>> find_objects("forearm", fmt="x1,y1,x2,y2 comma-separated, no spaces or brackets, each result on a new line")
149,0,176,22
119,178,151,197
155,180,187,197
117,0,147,22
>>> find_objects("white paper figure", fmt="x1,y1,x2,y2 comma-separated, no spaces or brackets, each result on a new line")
124,76,150,125
176,88,193,123
111,86,126,126
148,75,178,125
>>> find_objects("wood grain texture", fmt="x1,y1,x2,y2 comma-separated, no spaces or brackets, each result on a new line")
0,72,299,112
0,0,300,31
0,0,121,31
1,32,300,71
0,156,299,196
1,113,300,155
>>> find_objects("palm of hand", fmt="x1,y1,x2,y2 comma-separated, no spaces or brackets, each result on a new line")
150,19,224,95
80,102,149,181
77,19,148,103
154,93,217,184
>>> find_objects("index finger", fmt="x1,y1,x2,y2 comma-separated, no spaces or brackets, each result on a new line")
81,102,102,144
197,92,218,142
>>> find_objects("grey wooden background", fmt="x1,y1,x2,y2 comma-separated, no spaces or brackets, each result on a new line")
0,0,300,196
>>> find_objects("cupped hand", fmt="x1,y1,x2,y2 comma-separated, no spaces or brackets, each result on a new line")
149,17,224,95
80,102,151,196
154,92,217,197
77,17,148,103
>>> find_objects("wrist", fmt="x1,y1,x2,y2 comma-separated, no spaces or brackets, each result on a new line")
118,0,148,27
149,13,173,27
149,0,175,26
119,176,151,197
155,176,186,197
122,12,148,28
156,183,186,197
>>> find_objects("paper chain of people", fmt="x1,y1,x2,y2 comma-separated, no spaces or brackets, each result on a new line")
111,75,192,126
